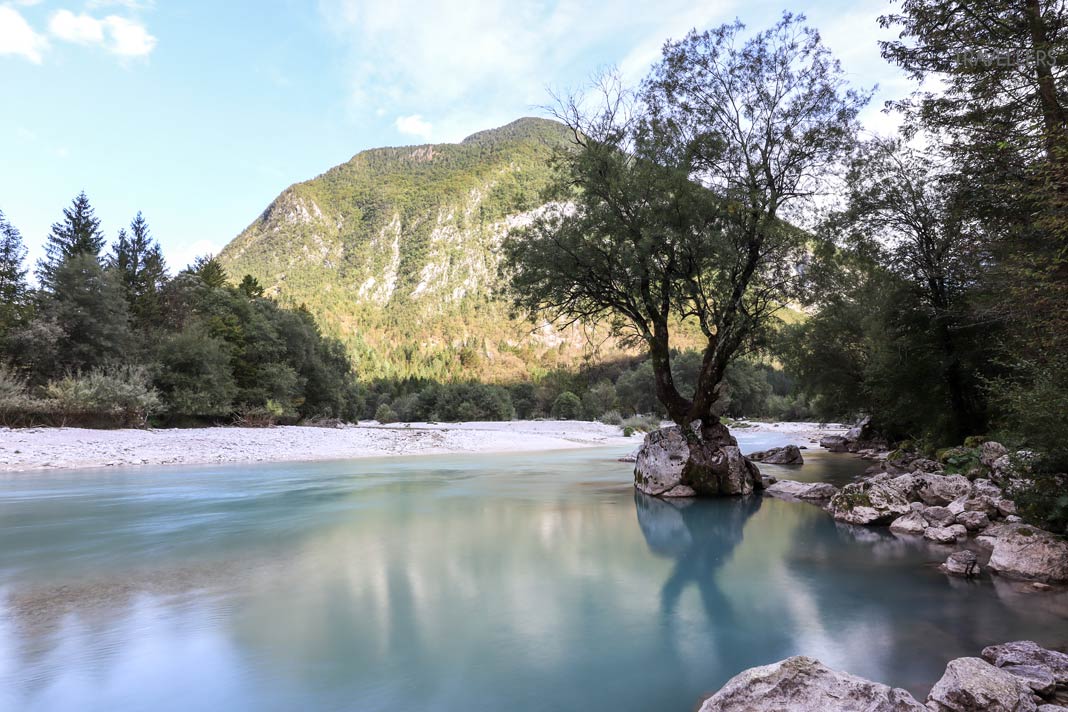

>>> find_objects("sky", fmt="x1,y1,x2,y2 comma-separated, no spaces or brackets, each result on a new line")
0,0,911,272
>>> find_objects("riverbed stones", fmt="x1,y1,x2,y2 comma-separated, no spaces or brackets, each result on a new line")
890,511,929,535
957,510,992,532
982,441,1010,468
925,524,969,544
987,523,1068,583
829,479,912,525
633,424,761,498
983,642,1068,685
916,473,974,506
765,479,838,502
941,550,979,577
697,656,926,712
748,444,803,465
926,657,1038,712
924,506,957,527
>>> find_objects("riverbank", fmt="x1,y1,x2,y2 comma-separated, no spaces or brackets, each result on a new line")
0,419,845,473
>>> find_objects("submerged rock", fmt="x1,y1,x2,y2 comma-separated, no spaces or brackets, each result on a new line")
925,524,969,544
926,657,1037,712
633,423,761,498
697,656,926,712
748,444,804,465
987,524,1068,583
765,479,838,502
890,511,928,536
941,550,980,577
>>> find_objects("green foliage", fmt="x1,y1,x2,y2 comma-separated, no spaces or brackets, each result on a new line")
550,391,583,420
374,402,398,424
0,209,29,336
154,324,237,416
44,366,161,427
38,191,106,289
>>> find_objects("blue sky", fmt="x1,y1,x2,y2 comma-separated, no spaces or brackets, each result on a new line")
1,0,908,272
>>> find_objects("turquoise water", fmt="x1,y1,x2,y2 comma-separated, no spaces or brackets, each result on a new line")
1,434,1066,711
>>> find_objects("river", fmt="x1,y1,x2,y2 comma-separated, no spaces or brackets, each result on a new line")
1,431,1066,711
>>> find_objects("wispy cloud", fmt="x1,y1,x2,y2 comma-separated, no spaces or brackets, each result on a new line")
48,9,157,57
319,0,738,141
394,114,433,140
0,5,49,63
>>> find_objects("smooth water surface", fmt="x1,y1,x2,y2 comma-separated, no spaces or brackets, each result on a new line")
1,432,1067,712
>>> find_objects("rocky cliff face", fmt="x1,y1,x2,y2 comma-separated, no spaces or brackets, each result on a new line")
219,118,625,380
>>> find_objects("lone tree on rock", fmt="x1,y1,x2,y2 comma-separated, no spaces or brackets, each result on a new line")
503,14,867,496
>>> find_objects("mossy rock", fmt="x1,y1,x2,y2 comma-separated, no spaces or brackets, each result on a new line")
938,446,982,475
963,435,988,448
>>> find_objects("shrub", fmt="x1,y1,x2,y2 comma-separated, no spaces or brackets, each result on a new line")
623,425,635,437
599,409,623,426
623,414,662,433
45,366,161,427
551,391,583,420
374,402,399,424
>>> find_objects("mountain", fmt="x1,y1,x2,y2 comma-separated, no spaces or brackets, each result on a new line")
219,117,624,382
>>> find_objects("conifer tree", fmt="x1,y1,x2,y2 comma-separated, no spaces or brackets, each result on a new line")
0,208,29,335
109,211,167,327
38,192,106,288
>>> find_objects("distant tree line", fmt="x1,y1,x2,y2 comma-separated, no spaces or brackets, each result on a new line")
0,193,361,427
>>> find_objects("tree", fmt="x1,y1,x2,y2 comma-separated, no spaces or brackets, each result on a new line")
0,209,29,335
504,15,866,493
826,139,989,440
38,192,106,288
238,274,264,298
46,253,133,373
109,212,168,328
189,255,229,288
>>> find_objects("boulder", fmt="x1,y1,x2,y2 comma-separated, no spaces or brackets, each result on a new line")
844,415,874,443
941,550,980,577
999,499,1018,517
820,435,850,452
957,510,992,532
697,656,926,712
982,441,1009,468
1001,665,1057,696
829,480,912,525
748,444,804,465
890,511,929,536
916,473,973,506
924,506,957,527
988,524,1068,583
634,423,761,498
926,524,969,544
982,641,1068,686
765,479,838,502
926,657,1037,712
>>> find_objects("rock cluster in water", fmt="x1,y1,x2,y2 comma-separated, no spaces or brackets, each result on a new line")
765,440,1068,585
699,641,1068,711
748,444,804,465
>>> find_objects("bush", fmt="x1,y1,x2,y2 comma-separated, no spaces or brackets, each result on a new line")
44,366,161,427
623,414,662,433
623,425,635,437
599,409,623,426
551,391,583,420
235,399,285,427
0,363,38,426
375,402,399,424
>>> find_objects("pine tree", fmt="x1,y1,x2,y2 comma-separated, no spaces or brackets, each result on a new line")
190,255,229,289
108,211,167,327
38,192,106,288
0,208,29,335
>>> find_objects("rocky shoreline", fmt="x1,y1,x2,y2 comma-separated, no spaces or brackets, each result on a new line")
699,641,1068,711
763,437,1068,585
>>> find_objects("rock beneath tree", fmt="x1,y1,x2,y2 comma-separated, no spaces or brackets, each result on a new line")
926,657,1037,712
748,444,804,465
697,656,926,712
925,524,968,544
633,423,761,498
890,511,929,536
941,550,980,577
988,524,1068,583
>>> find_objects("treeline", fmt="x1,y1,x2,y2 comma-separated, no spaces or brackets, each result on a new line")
362,352,809,427
0,193,361,427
